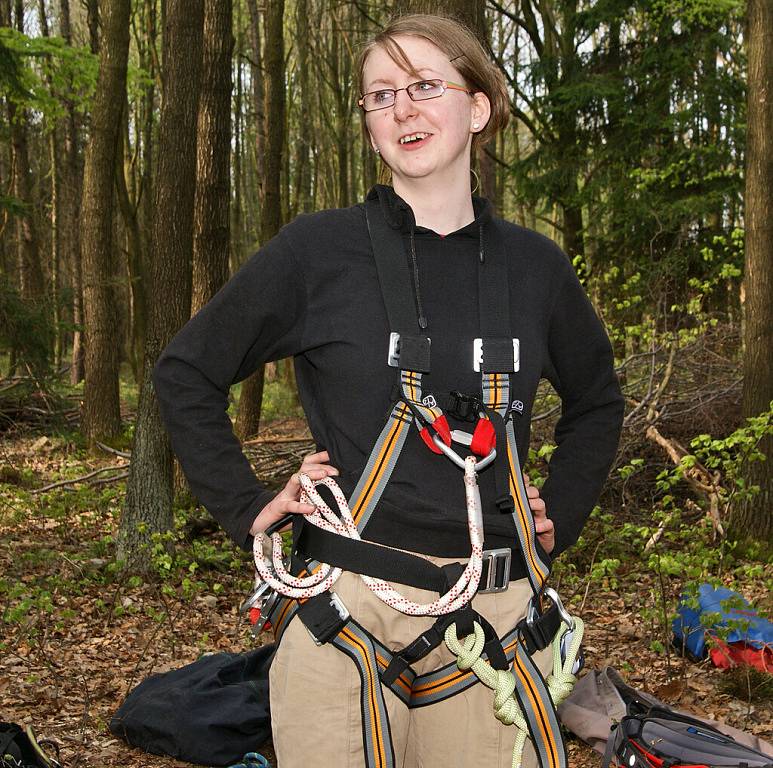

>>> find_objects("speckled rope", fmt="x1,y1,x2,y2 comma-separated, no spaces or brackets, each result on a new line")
253,456,484,615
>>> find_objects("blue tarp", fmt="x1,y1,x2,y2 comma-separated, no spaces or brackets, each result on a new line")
673,583,773,658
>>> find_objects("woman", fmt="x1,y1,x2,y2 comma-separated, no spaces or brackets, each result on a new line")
154,13,624,768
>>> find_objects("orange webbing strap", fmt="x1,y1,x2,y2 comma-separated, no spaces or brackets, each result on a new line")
331,623,396,768
348,402,412,532
511,637,568,768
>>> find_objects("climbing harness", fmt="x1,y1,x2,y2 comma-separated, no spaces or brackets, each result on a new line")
246,191,584,768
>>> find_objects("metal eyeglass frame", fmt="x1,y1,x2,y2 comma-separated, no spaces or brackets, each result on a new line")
357,79,472,112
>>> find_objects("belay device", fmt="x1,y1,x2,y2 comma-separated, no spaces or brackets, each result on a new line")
243,191,584,768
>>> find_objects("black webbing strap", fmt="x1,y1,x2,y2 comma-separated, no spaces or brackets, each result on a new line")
365,196,430,372
517,602,563,655
477,223,516,373
296,524,449,594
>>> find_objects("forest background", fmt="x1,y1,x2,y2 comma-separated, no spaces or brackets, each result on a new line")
0,0,771,766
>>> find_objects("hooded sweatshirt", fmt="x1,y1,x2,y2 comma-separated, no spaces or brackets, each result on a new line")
153,185,623,574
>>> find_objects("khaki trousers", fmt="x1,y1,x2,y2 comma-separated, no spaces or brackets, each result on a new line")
269,554,553,768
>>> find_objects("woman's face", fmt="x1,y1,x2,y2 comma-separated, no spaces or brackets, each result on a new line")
362,35,490,187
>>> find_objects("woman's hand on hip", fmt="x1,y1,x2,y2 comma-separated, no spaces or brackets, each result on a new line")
249,450,339,536
523,473,555,554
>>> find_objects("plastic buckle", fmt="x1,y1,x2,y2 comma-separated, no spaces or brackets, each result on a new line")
478,548,511,593
448,390,482,422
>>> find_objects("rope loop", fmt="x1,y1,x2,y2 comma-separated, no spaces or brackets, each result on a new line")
253,457,485,616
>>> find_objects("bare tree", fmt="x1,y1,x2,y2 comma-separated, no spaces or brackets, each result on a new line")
80,0,131,444
119,0,205,569
192,0,233,313
235,0,286,441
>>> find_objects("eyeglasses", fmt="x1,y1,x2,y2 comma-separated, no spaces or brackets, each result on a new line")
358,79,472,112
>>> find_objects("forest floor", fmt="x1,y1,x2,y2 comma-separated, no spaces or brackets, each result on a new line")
1,413,772,768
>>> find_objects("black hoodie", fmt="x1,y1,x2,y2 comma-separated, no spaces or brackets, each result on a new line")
153,185,623,571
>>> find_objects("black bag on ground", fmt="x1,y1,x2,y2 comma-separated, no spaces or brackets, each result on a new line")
0,723,60,768
109,645,273,767
602,703,773,768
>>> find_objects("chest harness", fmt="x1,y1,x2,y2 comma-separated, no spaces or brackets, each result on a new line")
246,196,584,768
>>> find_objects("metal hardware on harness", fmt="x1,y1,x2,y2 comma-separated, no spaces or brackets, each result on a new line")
528,586,575,632
387,332,432,368
478,548,511,594
431,429,496,470
306,592,350,646
240,579,281,637
473,337,520,373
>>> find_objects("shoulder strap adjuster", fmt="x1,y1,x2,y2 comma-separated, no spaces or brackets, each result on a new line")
473,337,520,373
387,332,431,373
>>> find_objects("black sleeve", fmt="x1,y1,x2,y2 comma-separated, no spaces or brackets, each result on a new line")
152,228,307,550
540,261,624,556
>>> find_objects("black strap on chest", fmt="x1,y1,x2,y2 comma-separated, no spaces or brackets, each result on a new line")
365,195,431,372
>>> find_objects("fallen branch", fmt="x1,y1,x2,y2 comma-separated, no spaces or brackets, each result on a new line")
95,441,131,458
645,425,724,536
32,464,129,494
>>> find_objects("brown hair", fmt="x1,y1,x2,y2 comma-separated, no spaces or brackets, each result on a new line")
356,13,510,160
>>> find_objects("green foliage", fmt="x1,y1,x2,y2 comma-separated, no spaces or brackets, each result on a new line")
0,274,53,376
0,28,97,125
563,406,773,659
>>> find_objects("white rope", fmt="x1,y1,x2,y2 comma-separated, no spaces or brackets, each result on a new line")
252,455,484,615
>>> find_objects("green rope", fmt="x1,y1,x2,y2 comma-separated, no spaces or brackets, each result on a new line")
444,616,585,768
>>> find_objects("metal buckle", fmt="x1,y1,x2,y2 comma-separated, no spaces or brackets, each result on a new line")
388,332,401,367
473,338,520,373
478,548,511,593
307,592,350,646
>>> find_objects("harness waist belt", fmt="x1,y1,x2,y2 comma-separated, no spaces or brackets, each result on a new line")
297,523,524,594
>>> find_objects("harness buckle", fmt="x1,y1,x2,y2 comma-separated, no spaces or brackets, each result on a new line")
473,337,520,373
299,592,350,646
447,390,482,422
478,548,512,593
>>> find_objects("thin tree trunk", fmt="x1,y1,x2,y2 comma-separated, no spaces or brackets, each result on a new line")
118,0,204,570
60,0,85,383
192,0,233,314
235,0,285,441
79,0,130,444
731,0,773,542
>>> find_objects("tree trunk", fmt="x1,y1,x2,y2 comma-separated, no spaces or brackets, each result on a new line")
235,0,285,441
59,0,85,384
731,0,773,543
8,0,45,305
115,101,146,382
79,0,130,444
118,0,204,570
192,0,233,314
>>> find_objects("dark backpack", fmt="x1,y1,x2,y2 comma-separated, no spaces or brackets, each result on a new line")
0,723,60,768
109,645,274,767
602,703,773,768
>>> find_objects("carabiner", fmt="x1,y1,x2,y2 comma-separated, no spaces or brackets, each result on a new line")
431,430,497,471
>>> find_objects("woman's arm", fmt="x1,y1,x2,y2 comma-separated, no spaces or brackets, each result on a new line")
153,229,308,550
540,261,625,556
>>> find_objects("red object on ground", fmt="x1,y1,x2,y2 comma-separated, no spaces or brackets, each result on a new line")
708,638,773,673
